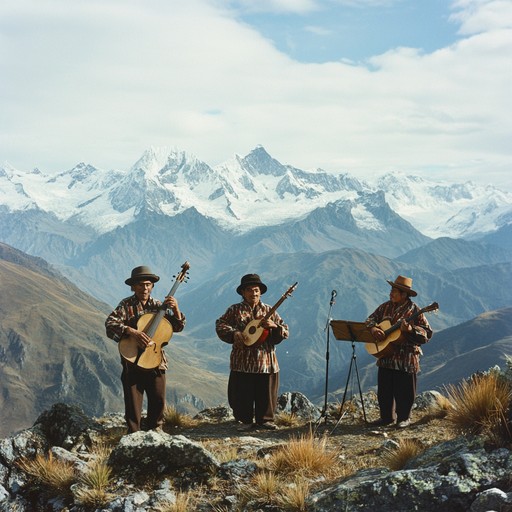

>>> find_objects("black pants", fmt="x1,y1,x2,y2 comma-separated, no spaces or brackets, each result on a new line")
121,361,166,433
377,367,417,422
228,371,279,424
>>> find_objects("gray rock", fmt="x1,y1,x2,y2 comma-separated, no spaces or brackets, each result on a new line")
33,402,101,447
108,430,220,476
308,441,512,512
470,487,512,512
277,391,321,420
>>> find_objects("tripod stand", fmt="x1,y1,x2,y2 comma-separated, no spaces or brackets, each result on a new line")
330,320,372,434
314,290,337,431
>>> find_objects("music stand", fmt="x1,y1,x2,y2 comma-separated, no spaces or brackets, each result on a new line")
329,320,372,432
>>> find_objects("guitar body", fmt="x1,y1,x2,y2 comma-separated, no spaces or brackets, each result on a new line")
241,282,298,347
364,319,401,359
242,319,270,347
365,302,439,359
118,313,174,369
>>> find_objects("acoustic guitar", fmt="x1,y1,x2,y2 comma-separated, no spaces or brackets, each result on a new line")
118,261,190,369
365,302,439,359
242,282,298,347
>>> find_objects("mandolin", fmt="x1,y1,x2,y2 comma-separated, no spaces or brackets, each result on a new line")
242,282,298,347
118,261,190,369
365,302,439,359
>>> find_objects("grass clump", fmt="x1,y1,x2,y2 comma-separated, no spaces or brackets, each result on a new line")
445,371,512,445
240,470,282,505
73,443,114,508
267,432,341,479
17,452,76,496
201,439,240,463
275,411,303,429
277,476,310,511
163,405,201,430
381,439,425,471
240,471,311,511
163,490,194,512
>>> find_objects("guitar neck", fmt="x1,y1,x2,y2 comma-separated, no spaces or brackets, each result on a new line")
263,296,286,320
384,308,424,336
262,282,298,321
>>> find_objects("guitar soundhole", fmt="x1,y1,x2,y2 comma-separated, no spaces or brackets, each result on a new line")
249,326,256,335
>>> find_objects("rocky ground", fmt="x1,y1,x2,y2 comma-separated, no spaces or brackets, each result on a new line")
2,390,511,511
179,398,455,476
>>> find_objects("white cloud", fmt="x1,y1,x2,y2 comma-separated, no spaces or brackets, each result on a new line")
304,25,332,36
450,0,512,34
214,0,319,14
0,0,510,192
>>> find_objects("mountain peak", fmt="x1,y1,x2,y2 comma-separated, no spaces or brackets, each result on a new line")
131,146,189,176
241,146,287,177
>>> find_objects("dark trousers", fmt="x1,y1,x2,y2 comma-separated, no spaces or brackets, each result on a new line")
121,362,166,433
228,371,279,425
377,367,417,422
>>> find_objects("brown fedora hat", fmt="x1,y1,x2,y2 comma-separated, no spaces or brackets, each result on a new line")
386,275,417,297
125,265,160,286
236,273,267,295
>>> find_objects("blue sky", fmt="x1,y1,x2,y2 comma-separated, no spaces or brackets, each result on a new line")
238,0,457,63
0,0,511,191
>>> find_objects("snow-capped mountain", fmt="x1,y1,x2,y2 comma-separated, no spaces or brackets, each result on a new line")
376,173,512,239
1,146,511,412
1,145,511,239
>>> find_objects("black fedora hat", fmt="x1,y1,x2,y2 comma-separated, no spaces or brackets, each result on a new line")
236,274,267,295
125,266,160,286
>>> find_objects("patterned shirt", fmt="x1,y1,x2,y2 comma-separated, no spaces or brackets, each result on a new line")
215,301,289,374
105,295,186,371
365,298,432,374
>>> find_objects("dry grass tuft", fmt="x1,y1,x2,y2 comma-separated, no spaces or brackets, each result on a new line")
275,411,303,428
201,439,240,463
429,393,453,417
381,439,425,471
17,452,76,495
277,476,311,511
239,470,311,511
73,442,114,507
267,432,341,479
445,371,512,445
160,490,195,512
163,405,201,430
246,471,281,502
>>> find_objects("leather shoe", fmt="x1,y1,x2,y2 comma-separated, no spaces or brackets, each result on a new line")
369,418,394,427
258,422,277,430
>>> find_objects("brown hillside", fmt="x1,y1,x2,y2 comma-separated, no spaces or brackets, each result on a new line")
0,244,227,437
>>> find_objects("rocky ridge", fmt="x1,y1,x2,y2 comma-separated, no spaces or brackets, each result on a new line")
1,381,511,512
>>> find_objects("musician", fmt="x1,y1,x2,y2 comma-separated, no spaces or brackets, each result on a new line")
366,275,432,428
105,265,185,433
215,274,289,431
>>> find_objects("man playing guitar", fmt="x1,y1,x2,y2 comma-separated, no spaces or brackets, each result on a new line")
366,275,433,429
215,274,290,431
105,265,186,433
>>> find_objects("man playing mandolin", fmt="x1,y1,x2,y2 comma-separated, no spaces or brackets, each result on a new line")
215,274,290,431
105,265,185,433
365,275,433,429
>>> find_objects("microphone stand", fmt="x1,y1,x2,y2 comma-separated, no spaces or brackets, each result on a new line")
315,290,337,430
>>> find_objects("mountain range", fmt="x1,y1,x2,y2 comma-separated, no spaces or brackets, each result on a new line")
0,145,511,437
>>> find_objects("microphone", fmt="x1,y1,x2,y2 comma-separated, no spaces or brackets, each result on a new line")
330,289,337,305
